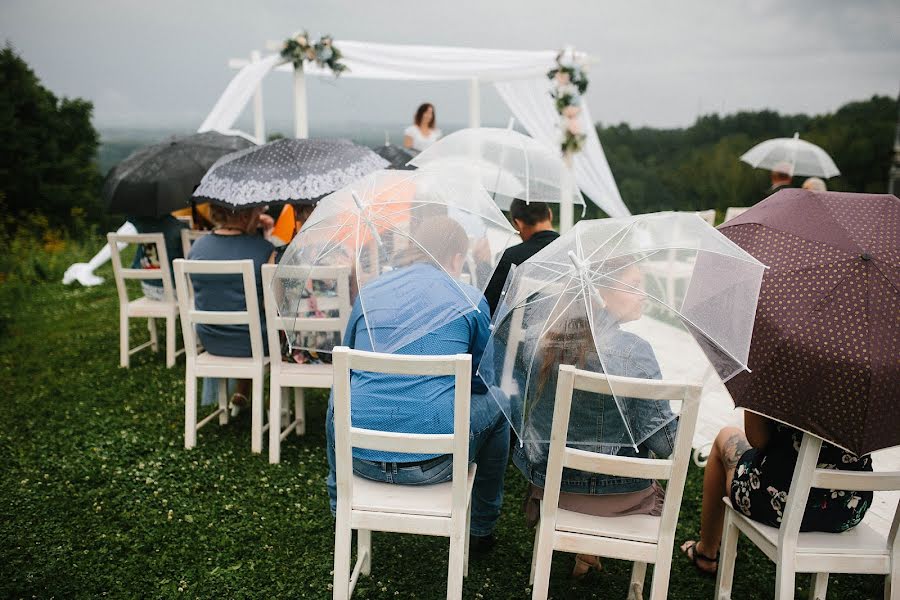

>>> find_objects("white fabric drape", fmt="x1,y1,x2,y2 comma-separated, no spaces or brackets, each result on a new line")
198,40,628,217
198,54,282,134
494,78,629,218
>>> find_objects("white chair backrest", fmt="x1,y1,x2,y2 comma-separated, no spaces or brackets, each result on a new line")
778,432,900,553
181,229,210,259
172,258,265,361
695,209,716,226
108,232,175,303
724,207,749,222
331,347,472,515
175,215,193,228
543,366,702,546
260,264,352,366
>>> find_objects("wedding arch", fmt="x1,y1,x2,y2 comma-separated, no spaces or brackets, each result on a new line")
198,38,630,227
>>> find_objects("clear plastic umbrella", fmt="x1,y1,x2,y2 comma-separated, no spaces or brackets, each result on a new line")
740,132,840,178
274,168,518,355
479,212,765,452
408,127,584,210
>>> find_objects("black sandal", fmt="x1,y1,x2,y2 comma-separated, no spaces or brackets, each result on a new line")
682,540,718,576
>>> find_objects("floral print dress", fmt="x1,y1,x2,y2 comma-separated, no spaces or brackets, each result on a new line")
730,423,873,532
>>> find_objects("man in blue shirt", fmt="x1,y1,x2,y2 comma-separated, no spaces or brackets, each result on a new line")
325,215,509,551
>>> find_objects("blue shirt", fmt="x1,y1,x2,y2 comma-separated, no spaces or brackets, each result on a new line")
337,262,492,462
187,232,274,357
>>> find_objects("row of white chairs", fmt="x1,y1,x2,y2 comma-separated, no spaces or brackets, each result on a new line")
108,232,352,463
109,234,898,599
330,348,900,600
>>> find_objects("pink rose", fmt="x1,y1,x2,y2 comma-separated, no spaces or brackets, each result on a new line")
305,48,316,60
562,105,581,119
296,35,308,46
555,71,571,85
566,118,583,135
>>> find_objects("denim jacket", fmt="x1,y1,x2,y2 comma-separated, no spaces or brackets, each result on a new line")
512,325,679,495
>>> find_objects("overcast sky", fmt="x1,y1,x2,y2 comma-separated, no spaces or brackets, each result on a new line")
2,0,898,135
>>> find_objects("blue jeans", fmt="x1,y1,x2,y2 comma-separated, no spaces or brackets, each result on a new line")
326,390,510,537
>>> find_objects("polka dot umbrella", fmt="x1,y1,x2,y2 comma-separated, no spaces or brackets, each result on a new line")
720,189,900,455
192,138,389,209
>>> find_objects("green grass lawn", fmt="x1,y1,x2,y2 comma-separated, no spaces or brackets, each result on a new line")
0,262,888,599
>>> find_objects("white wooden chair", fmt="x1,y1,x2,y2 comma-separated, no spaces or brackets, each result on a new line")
723,207,750,222
173,258,270,453
331,347,476,600
530,366,702,600
108,232,183,368
180,228,210,259
261,264,352,464
716,432,900,600
695,209,717,226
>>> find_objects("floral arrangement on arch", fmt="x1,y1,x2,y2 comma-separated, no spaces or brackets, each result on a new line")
281,31,348,76
547,50,589,156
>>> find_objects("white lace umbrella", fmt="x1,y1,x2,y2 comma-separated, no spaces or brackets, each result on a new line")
273,168,518,355
479,212,765,451
409,127,583,209
740,132,840,178
192,138,389,209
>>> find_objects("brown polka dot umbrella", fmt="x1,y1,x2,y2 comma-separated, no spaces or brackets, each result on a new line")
720,189,900,455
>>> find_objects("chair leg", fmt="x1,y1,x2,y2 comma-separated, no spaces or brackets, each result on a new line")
184,375,197,449
332,518,352,600
716,510,740,600
529,522,540,585
464,503,471,577
269,382,282,464
217,379,229,426
148,317,159,352
295,387,306,436
888,559,899,600
629,562,647,600
809,573,828,600
119,311,129,368
530,523,554,600
649,553,672,600
357,529,371,576
250,374,264,454
774,558,796,600
447,527,466,600
165,316,176,368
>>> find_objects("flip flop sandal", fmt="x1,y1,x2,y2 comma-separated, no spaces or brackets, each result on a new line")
683,541,718,576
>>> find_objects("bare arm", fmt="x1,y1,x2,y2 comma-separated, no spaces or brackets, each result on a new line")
744,411,773,450
267,251,277,264
402,135,414,149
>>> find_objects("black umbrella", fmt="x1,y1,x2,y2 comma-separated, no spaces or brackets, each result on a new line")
372,144,417,170
103,131,257,217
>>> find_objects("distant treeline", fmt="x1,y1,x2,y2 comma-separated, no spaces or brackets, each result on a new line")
586,95,897,217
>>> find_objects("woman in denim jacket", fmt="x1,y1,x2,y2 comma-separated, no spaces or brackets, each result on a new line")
513,262,678,578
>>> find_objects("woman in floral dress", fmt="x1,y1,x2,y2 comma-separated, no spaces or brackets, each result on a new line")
679,412,873,575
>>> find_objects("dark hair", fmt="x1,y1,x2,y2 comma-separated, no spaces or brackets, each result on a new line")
510,199,552,226
414,103,436,128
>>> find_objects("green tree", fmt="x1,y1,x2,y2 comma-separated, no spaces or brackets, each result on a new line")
0,44,102,233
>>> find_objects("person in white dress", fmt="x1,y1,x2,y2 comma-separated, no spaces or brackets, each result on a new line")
403,102,442,152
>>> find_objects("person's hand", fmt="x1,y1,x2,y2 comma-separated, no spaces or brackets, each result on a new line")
258,213,275,232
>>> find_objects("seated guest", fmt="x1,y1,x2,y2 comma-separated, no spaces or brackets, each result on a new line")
680,415,873,575
188,204,275,412
514,261,678,578
403,102,442,152
483,200,559,315
128,213,189,301
325,215,509,552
